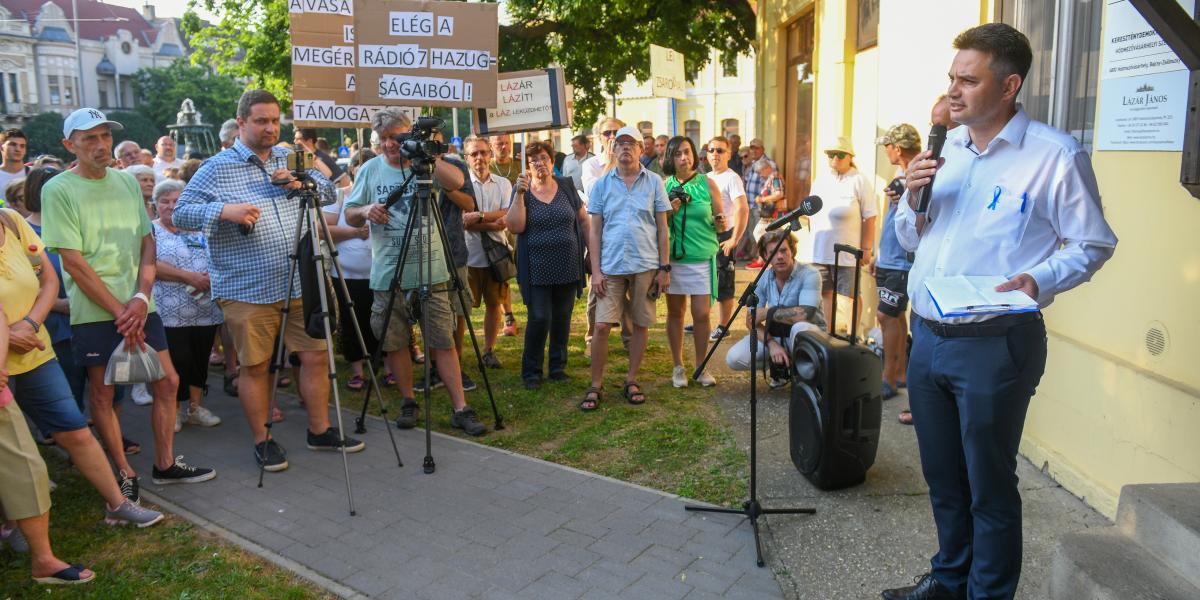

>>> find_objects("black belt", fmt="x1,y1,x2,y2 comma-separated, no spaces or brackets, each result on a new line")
915,312,1042,338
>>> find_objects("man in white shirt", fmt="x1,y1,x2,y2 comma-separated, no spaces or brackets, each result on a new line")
462,136,513,368
113,140,143,169
561,134,593,191
705,136,749,342
0,129,28,204
882,24,1117,600
151,136,183,177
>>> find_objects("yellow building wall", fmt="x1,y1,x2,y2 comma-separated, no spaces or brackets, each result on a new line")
757,0,1200,519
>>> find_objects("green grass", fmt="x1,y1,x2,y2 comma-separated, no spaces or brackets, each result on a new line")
332,288,750,506
0,454,331,600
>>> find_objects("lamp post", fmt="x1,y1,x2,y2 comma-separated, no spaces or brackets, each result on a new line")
72,0,84,107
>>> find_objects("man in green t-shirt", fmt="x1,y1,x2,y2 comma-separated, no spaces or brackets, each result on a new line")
40,109,216,497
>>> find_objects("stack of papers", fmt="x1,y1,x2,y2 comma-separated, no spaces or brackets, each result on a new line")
925,275,1039,318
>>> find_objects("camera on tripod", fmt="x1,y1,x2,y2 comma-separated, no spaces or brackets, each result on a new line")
668,187,692,205
278,150,320,194
395,116,448,163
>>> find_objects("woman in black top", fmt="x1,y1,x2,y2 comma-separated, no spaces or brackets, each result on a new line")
506,141,589,389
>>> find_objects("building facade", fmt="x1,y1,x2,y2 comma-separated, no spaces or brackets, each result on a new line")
0,0,190,126
756,0,1199,518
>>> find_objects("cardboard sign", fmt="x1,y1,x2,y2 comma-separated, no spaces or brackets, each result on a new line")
289,0,387,127
353,0,499,108
473,68,570,136
650,44,686,100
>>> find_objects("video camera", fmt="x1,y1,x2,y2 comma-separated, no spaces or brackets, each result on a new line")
394,116,448,163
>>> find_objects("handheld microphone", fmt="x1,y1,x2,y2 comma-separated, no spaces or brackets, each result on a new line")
765,195,823,231
915,124,948,214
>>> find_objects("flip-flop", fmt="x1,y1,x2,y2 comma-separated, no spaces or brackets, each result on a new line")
622,381,646,405
33,563,95,585
347,375,365,391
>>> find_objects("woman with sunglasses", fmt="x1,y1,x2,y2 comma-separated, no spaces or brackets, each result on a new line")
662,137,721,388
807,137,877,328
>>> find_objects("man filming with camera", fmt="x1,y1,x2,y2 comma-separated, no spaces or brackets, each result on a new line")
344,108,487,437
724,231,826,388
174,90,364,473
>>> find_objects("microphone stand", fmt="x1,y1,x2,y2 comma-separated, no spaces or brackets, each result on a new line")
689,218,815,568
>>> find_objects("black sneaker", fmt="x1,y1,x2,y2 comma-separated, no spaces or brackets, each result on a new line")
152,456,217,484
684,324,695,333
395,398,420,429
255,440,289,472
548,371,570,382
414,370,444,392
481,351,502,369
522,378,542,390
461,373,477,392
450,407,486,436
117,470,140,504
307,427,365,453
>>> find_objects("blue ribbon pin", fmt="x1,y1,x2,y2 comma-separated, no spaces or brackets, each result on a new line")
988,186,1001,210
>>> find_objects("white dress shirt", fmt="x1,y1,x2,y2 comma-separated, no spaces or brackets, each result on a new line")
562,151,593,192
465,170,514,268
808,167,877,267
580,154,609,197
894,107,1117,323
152,156,183,177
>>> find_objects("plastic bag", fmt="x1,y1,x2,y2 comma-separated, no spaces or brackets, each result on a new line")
104,343,166,385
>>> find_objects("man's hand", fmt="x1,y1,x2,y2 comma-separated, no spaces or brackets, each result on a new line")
220,203,261,227
655,270,670,294
7,320,45,354
719,236,736,256
884,185,901,206
905,150,945,210
591,273,607,298
115,297,149,337
463,211,483,226
356,224,370,240
190,272,211,293
995,273,1039,301
767,339,790,367
271,168,302,190
365,204,390,226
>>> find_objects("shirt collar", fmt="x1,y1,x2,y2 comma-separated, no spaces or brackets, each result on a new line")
231,138,287,166
957,104,1031,153
469,170,492,186
605,164,646,182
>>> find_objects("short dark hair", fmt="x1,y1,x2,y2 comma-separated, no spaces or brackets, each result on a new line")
1,129,26,144
662,136,699,177
757,230,797,259
524,141,554,166
571,134,589,146
237,89,280,120
22,167,61,213
297,128,318,142
953,23,1033,92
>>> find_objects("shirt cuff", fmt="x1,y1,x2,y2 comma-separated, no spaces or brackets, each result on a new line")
1025,262,1057,307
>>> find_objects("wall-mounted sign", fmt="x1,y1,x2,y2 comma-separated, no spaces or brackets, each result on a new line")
473,68,570,136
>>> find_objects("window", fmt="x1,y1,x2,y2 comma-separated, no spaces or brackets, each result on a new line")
99,84,108,109
48,75,61,105
1001,0,1103,151
685,120,701,150
722,119,740,137
856,0,879,50
64,76,75,105
7,74,17,104
0,74,6,114
637,121,654,136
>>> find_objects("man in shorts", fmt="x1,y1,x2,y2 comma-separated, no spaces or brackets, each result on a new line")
874,124,921,399
462,135,513,369
174,91,363,472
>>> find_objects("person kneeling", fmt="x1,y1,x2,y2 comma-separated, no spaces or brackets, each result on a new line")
725,231,826,388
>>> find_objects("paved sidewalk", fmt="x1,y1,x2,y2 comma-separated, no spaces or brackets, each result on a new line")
121,378,785,600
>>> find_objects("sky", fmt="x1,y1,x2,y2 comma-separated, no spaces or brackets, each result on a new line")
104,0,216,21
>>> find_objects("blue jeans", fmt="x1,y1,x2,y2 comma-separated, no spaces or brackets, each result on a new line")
10,359,89,435
908,316,1047,600
521,283,577,382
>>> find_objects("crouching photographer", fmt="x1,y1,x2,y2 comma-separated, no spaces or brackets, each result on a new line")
724,230,827,388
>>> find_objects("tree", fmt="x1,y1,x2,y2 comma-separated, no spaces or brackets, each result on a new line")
108,111,161,153
23,112,69,161
182,0,755,127
130,59,246,130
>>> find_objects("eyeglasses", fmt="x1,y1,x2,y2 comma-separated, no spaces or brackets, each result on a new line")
467,150,490,157
528,155,553,165
601,129,620,138
707,148,727,155
613,141,639,150
826,151,848,159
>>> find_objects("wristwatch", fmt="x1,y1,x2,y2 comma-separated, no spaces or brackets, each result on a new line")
657,264,672,273
21,316,41,333
132,292,150,305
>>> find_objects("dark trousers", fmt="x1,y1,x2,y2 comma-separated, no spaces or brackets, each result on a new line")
522,283,577,382
338,278,380,363
908,316,1047,600
165,325,220,403
52,339,87,415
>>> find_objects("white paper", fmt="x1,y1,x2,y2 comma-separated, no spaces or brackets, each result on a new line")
925,275,1037,318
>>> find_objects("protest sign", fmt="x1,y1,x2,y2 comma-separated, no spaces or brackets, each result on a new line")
650,44,686,100
353,0,499,108
289,0,383,127
473,68,570,136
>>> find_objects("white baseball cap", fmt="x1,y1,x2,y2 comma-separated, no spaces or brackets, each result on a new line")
63,108,124,138
613,126,643,143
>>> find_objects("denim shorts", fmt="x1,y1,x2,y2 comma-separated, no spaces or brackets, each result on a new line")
71,312,169,367
10,359,89,434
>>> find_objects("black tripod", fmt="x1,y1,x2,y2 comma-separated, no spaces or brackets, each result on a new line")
351,147,504,475
688,220,815,567
257,175,404,516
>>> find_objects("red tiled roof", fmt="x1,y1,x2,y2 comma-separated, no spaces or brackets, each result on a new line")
0,0,158,46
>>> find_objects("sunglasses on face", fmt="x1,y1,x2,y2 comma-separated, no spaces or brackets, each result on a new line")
826,152,848,159
708,148,727,155
601,130,620,138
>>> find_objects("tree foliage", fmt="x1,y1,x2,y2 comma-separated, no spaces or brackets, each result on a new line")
23,112,70,161
108,111,162,152
130,59,246,130
182,0,756,128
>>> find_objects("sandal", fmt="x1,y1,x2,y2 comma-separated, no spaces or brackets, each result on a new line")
383,373,397,387
33,563,95,585
898,409,913,425
122,437,141,455
622,381,646,405
580,387,602,411
276,375,292,388
271,407,285,423
347,375,365,391
223,374,239,397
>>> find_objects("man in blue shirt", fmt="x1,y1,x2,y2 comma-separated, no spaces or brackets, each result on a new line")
873,124,921,400
884,25,1117,600
725,230,825,388
174,90,363,473
584,126,671,409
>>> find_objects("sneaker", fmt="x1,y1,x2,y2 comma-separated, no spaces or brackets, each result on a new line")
186,405,222,427
747,258,766,269
548,371,570,382
450,407,486,436
118,470,140,504
395,398,420,429
105,500,164,528
481,351,502,369
174,405,185,432
461,373,477,392
672,365,688,388
0,524,29,553
769,377,790,390
697,372,717,387
131,384,153,406
710,325,727,342
414,370,444,392
502,313,518,336
255,440,289,472
306,427,365,453
684,324,694,333
152,456,217,484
